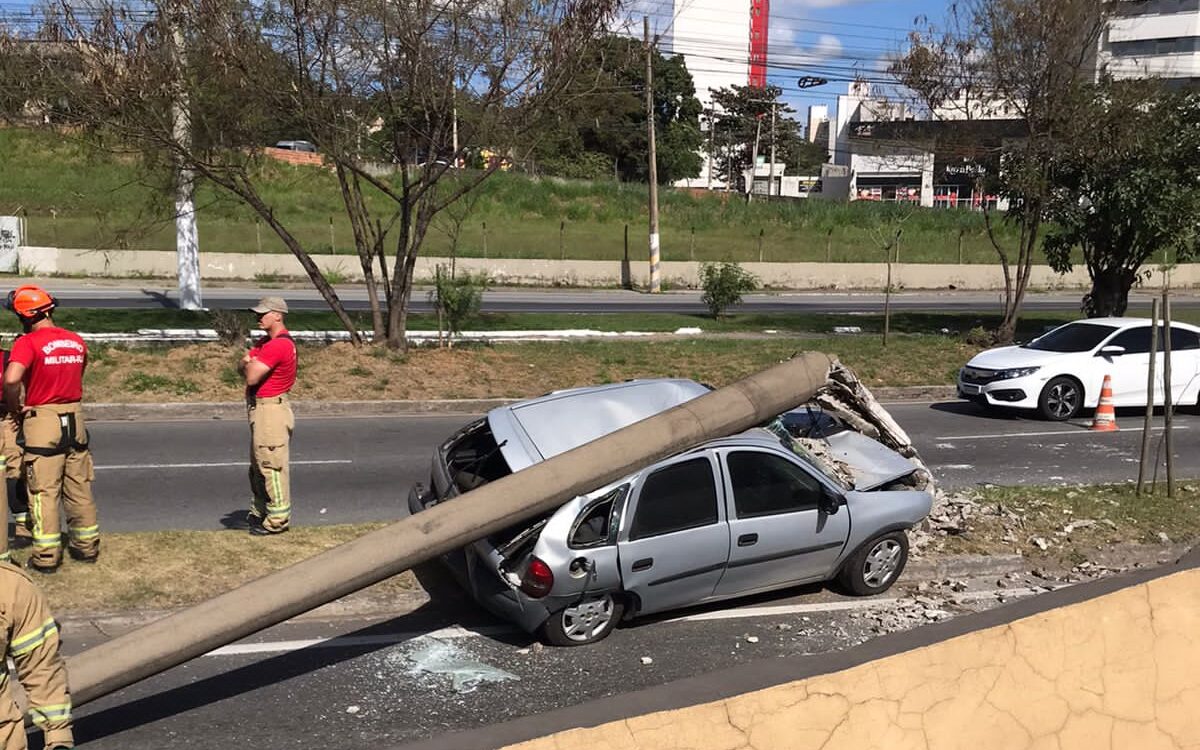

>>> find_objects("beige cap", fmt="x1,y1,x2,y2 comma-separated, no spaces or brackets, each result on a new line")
249,296,289,314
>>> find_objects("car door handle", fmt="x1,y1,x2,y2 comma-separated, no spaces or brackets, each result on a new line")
632,558,654,572
737,533,758,547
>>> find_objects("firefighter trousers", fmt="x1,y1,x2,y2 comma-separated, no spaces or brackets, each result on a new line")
1,416,29,554
248,397,293,532
21,404,98,568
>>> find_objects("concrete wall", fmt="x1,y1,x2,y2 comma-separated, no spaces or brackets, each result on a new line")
501,564,1200,750
17,245,1200,291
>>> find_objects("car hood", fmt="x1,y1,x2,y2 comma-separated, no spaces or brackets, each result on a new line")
488,380,711,472
966,345,1068,370
824,430,923,491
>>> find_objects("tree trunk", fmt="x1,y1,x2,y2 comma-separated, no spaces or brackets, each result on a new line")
1083,266,1136,317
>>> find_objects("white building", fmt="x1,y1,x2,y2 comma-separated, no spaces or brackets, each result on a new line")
1098,0,1200,85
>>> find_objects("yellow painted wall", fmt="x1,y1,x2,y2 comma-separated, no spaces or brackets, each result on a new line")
504,568,1200,750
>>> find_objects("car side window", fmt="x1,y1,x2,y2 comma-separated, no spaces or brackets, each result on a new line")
569,486,627,549
1170,327,1200,351
726,451,823,519
1107,327,1153,354
629,458,718,541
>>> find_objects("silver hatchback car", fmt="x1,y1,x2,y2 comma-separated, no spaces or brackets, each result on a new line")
407,379,933,646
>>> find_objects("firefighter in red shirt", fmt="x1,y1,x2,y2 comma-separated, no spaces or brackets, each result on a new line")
238,297,296,535
2,286,98,572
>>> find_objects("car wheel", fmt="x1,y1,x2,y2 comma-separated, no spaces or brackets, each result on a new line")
837,531,909,596
1038,376,1083,421
540,593,625,647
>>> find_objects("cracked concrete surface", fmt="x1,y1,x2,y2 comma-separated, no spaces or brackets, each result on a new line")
501,568,1200,750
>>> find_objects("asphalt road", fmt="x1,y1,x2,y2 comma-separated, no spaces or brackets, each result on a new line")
68,576,1043,749
86,402,1200,532
38,283,1200,315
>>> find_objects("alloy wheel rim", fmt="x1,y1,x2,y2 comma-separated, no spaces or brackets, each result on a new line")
863,540,902,588
1048,383,1079,419
560,596,615,642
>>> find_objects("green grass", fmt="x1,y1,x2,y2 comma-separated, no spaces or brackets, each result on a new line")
0,127,1082,265
13,307,1198,338
944,483,1200,563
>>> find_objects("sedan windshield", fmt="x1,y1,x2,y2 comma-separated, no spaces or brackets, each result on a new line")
1024,323,1118,353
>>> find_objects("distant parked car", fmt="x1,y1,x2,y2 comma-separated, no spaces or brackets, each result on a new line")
958,317,1200,420
273,140,317,153
407,379,933,646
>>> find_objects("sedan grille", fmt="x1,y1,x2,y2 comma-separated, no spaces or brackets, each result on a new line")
960,367,1002,385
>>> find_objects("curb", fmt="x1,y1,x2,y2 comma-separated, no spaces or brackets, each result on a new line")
87,386,957,421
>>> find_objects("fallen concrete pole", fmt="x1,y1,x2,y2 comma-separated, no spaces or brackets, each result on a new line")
65,352,836,705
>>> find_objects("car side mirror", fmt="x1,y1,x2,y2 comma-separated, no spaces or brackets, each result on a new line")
1098,345,1126,357
819,488,846,515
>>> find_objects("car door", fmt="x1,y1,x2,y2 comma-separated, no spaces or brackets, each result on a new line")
1100,326,1156,406
713,449,850,597
1168,326,1200,406
617,453,730,616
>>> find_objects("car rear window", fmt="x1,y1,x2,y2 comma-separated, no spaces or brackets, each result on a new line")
1025,323,1118,352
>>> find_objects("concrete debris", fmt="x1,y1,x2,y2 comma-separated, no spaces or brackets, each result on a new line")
640,656,653,665
1157,532,1172,544
745,636,760,644
345,705,361,715
775,623,793,631
1030,536,1050,551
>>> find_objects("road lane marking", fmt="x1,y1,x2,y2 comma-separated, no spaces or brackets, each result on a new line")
934,426,1189,441
199,587,1054,657
96,459,353,470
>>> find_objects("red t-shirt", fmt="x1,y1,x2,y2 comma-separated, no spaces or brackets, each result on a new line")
9,327,87,406
247,331,296,399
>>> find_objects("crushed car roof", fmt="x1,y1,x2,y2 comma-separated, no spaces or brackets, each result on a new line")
488,379,710,472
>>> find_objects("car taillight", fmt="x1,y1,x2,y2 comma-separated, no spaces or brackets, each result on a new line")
520,557,554,599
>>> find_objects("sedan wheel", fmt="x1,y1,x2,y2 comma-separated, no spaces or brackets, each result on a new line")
837,531,909,596
1039,377,1082,421
541,594,625,647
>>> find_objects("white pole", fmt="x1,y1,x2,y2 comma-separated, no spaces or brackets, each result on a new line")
171,5,202,310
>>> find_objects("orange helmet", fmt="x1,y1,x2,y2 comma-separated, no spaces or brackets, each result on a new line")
6,285,57,320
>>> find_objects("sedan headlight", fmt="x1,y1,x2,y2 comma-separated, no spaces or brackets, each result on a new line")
994,366,1040,380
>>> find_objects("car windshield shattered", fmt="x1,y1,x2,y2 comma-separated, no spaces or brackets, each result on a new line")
1023,322,1118,353
764,418,852,490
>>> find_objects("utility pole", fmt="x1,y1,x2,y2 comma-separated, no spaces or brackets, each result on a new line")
746,115,762,203
768,102,776,198
705,108,715,191
170,1,201,310
644,16,661,293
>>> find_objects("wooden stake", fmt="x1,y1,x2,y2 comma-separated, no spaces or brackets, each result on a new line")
1137,297,1159,496
1163,290,1175,498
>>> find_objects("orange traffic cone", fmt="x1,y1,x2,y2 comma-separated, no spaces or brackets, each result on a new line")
1090,374,1118,432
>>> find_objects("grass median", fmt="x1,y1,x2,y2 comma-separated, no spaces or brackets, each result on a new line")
19,483,1198,616
10,523,417,615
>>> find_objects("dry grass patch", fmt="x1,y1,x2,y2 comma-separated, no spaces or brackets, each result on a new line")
936,483,1200,565
10,523,417,614
83,335,975,403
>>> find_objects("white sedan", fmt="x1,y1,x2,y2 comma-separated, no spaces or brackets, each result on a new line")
957,317,1200,421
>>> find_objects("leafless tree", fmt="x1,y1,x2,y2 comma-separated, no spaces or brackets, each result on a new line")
890,0,1110,343
5,0,621,347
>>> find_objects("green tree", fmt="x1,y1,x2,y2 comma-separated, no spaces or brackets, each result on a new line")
700,262,758,319
1043,83,1200,317
532,35,703,184
890,0,1110,343
709,84,818,188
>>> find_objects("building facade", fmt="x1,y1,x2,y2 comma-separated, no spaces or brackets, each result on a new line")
1098,0,1200,86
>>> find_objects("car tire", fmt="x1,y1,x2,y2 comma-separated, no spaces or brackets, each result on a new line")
837,531,909,597
540,593,625,647
1038,376,1083,421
